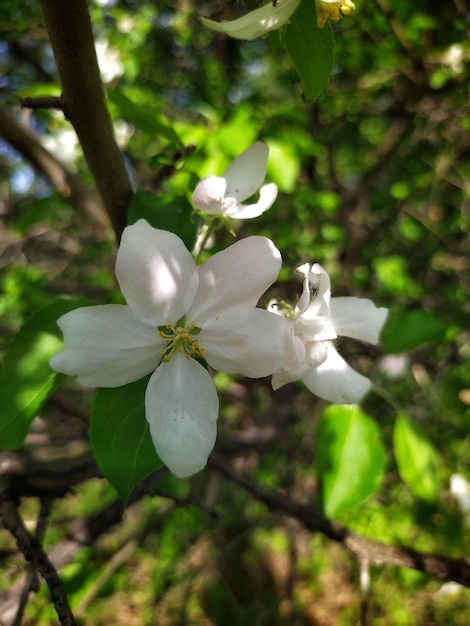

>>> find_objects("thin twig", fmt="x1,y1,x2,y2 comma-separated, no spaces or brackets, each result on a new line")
12,498,54,626
20,96,65,113
0,497,76,626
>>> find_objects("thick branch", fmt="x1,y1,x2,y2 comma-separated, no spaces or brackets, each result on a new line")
39,0,134,240
210,454,470,587
0,105,107,225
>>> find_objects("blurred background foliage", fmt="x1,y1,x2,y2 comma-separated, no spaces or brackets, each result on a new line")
0,0,469,624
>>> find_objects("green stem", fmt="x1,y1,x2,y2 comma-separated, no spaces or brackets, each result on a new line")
195,218,218,263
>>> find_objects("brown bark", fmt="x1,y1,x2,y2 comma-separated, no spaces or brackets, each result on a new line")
0,105,107,226
39,0,134,240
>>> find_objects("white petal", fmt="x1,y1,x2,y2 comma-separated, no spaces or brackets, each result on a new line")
188,236,281,323
271,338,326,389
145,354,218,477
201,0,300,40
295,263,313,316
224,142,270,203
272,368,299,390
50,305,163,387
200,308,295,377
302,344,372,404
226,183,278,219
116,219,198,324
299,263,331,322
330,297,388,344
191,176,227,214
272,361,312,389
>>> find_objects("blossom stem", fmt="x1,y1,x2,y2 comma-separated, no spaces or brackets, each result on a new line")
195,218,217,263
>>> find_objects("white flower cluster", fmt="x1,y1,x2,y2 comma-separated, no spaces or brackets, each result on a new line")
51,142,387,478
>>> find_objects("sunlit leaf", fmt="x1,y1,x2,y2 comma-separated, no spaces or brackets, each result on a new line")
90,376,164,503
0,300,92,449
315,405,385,518
127,189,198,252
285,0,335,101
381,310,446,353
108,88,182,145
393,413,440,502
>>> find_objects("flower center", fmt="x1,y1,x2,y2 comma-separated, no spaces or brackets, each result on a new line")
316,0,355,28
158,316,205,362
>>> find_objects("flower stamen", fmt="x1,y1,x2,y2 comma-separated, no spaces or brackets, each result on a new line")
158,320,205,362
316,0,355,29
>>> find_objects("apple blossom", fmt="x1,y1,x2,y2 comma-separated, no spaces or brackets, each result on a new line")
50,220,294,478
269,262,388,404
191,142,278,220
200,0,300,41
315,0,355,29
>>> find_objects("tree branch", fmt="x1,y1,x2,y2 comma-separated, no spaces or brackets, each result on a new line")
0,105,108,226
0,498,77,626
209,453,470,587
0,444,99,499
0,468,168,625
12,497,53,626
39,0,134,240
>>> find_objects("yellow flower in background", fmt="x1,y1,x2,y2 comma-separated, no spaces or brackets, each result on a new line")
316,0,355,28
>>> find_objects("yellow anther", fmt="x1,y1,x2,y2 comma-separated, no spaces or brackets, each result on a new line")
316,0,355,29
157,320,204,362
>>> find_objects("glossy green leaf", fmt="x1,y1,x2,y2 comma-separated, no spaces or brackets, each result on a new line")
285,0,335,101
108,88,182,145
381,309,446,353
90,376,163,503
0,300,92,449
393,413,440,502
315,405,385,518
127,189,198,252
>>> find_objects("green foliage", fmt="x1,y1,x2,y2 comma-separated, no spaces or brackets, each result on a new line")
285,0,335,101
90,376,163,503
382,310,447,353
108,88,183,146
127,189,198,250
393,413,440,502
0,300,91,449
315,405,385,518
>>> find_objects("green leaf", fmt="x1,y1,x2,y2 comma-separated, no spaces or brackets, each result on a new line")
90,376,163,503
381,310,446,353
393,413,440,502
315,405,385,518
108,89,182,145
285,0,335,101
0,300,92,449
127,189,198,252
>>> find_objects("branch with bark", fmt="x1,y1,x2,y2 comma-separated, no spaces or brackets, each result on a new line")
209,453,470,588
39,0,134,240
1,439,468,626
0,105,107,226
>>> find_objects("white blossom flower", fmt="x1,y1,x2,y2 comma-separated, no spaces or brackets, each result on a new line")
50,220,293,477
269,262,388,404
315,0,355,29
200,0,300,41
192,142,278,219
